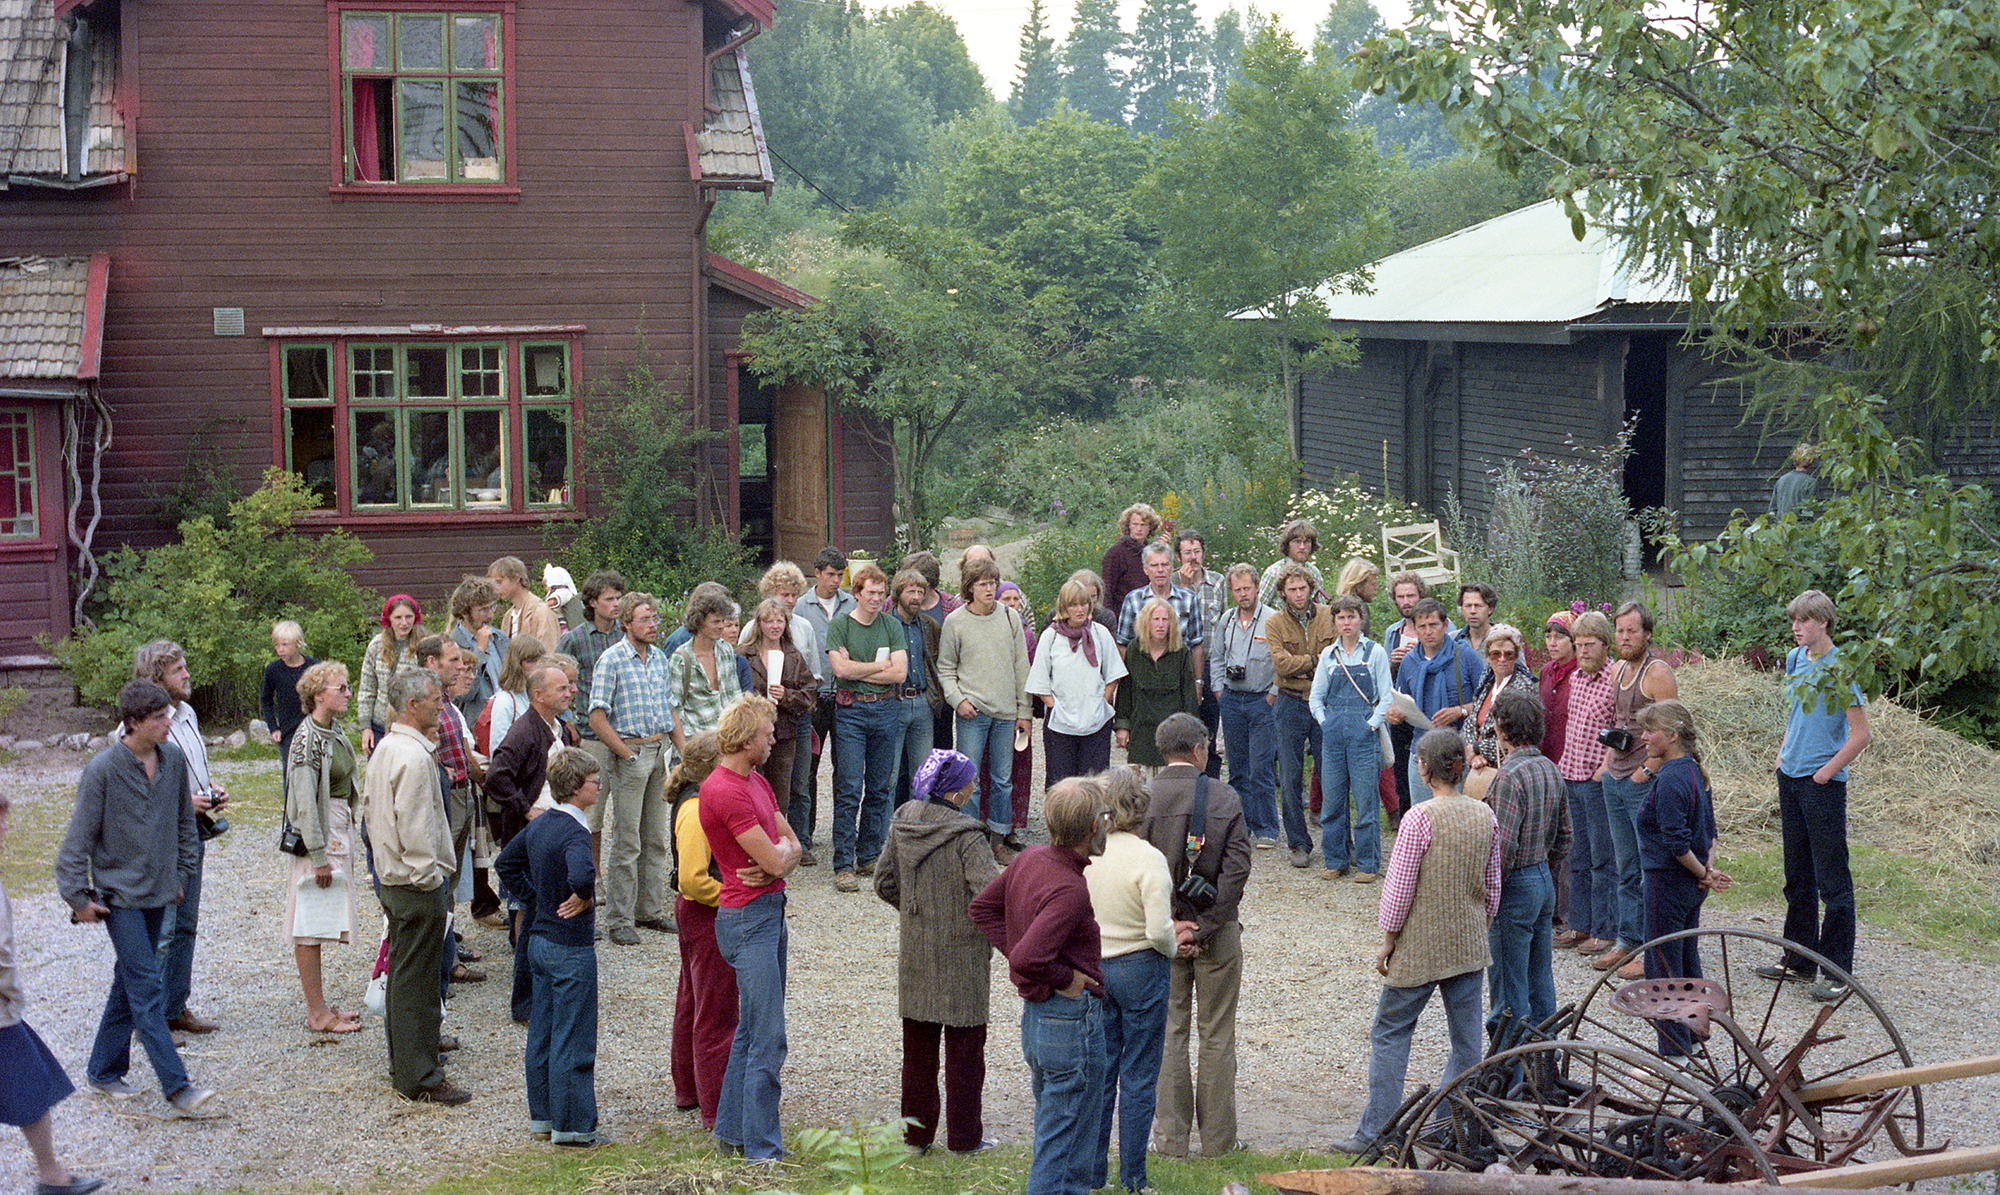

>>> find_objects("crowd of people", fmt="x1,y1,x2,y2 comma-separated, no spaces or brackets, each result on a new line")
9,526,1875,1191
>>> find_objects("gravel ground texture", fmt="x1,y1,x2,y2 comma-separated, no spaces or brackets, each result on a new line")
2,742,1996,1194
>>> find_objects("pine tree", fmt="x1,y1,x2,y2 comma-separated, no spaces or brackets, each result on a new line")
1062,0,1128,126
1008,0,1061,126
1129,0,1209,135
1208,7,1245,113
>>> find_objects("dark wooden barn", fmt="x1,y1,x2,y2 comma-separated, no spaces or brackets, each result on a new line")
0,0,893,666
1295,199,2000,547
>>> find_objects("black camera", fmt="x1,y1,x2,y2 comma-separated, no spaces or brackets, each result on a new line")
1597,726,1634,752
1176,870,1218,911
1225,664,1247,682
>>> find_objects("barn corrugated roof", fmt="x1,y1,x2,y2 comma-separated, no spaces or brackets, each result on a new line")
0,0,124,183
1306,197,1686,327
0,255,98,379
696,47,771,185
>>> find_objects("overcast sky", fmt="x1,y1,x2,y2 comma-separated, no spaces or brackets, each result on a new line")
892,0,1417,101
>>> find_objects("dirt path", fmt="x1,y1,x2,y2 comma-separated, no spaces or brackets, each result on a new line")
2,744,1995,1193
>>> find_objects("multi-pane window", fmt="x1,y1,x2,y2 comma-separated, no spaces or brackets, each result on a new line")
277,334,574,515
340,10,507,185
0,409,37,539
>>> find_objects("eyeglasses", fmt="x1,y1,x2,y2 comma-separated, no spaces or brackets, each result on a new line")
335,683,353,693
1097,809,1114,821
1488,649,1518,661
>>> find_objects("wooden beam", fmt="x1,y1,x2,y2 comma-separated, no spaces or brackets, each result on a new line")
1797,1054,2000,1102
1766,1145,2000,1188
1261,1168,1903,1195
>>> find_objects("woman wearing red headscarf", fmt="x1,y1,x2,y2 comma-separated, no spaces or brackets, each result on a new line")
355,593,426,754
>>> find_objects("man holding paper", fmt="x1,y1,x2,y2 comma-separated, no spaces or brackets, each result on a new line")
1388,599,1486,803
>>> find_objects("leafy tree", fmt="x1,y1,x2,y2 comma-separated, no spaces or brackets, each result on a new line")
1129,0,1209,135
1380,152,1550,252
1314,0,1381,59
1008,0,1061,126
747,0,929,207
1138,26,1387,452
53,470,376,719
875,2,991,123
1061,0,1129,126
1357,0,2000,351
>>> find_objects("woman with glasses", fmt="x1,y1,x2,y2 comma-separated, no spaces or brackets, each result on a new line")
1461,624,1537,786
284,661,361,1033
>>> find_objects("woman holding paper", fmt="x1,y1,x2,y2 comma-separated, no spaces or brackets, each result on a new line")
284,660,361,1033
743,597,817,813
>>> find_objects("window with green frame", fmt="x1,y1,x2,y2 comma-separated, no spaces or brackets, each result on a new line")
278,336,573,515
340,10,507,185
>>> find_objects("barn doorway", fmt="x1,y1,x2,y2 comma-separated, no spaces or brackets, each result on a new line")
1623,334,1671,565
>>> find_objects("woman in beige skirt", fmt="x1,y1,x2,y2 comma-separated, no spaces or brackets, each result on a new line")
285,660,361,1033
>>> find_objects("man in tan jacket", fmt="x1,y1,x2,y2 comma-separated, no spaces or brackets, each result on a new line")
363,669,468,1106
1266,562,1333,868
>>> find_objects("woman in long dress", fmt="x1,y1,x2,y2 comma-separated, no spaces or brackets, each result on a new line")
284,660,361,1033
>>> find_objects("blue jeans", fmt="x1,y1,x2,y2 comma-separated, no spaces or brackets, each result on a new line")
1353,969,1483,1143
1776,770,1855,975
789,710,816,848
1023,992,1106,1195
1273,694,1317,853
893,695,935,807
525,934,599,1142
1318,717,1381,872
1219,689,1277,840
832,698,899,871
88,904,191,1098
958,710,1015,833
1486,863,1556,1031
1602,774,1648,948
1566,780,1617,942
155,836,203,1020
715,891,788,1159
1094,952,1169,1191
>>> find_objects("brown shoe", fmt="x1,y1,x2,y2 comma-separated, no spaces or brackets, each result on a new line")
1553,929,1590,950
1616,957,1645,979
1321,867,1349,880
167,1011,218,1034
1590,946,1633,971
1577,937,1614,955
1351,871,1380,884
412,1080,472,1106
834,870,860,893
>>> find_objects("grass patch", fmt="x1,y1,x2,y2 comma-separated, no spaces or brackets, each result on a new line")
1,786,77,897
1710,841,2000,963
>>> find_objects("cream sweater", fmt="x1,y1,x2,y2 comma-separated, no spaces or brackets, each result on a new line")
1085,831,1177,960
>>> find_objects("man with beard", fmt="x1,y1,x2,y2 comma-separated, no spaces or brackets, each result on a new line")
1387,600,1485,805
1380,574,1436,825
587,593,677,945
969,776,1109,1195
1267,563,1334,867
1176,530,1226,779
1595,602,1677,980
1558,613,1624,972
890,570,944,808
827,563,908,892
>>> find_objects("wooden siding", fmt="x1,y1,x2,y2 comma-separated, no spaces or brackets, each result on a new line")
0,399,71,661
0,0,718,604
1300,339,1406,496
835,407,895,554
1451,340,1606,533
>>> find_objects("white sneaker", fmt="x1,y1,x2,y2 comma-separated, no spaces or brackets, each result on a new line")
168,1086,224,1119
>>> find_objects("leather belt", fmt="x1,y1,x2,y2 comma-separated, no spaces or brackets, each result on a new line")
846,691,889,702
621,733,666,745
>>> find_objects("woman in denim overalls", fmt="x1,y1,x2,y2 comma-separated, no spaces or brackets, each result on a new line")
1309,594,1396,880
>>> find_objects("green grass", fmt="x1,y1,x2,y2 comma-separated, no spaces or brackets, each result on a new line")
1705,840,2000,963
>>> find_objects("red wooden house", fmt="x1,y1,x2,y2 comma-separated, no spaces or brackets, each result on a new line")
0,0,892,666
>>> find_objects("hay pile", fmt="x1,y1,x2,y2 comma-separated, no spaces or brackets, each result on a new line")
1681,656,2000,870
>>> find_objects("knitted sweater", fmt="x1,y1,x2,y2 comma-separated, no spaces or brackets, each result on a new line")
875,798,999,1026
1084,830,1177,960
938,603,1031,719
1380,791,1499,988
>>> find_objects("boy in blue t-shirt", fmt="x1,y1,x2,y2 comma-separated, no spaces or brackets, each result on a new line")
1756,589,1870,1003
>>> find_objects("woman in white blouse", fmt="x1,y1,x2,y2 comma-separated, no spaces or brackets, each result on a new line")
1026,578,1127,787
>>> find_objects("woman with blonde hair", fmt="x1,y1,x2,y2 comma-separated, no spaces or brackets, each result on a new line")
1103,502,1162,614
1115,597,1197,770
486,634,548,750
1029,578,1128,786
284,660,361,1033
1636,699,1732,1052
356,594,425,753
668,733,734,1127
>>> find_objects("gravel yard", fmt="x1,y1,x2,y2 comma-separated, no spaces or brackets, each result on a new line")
2,745,1996,1193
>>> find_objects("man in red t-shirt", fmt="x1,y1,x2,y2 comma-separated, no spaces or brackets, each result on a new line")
698,696,800,1161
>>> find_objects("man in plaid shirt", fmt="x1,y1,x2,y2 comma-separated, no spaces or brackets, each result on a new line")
1115,541,1206,685
414,633,484,986
1175,529,1226,780
588,592,678,945
1558,612,1623,968
1483,689,1571,1032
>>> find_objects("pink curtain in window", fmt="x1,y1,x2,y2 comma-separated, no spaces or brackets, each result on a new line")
346,20,382,181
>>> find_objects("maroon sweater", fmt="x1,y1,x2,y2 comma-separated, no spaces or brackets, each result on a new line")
1101,537,1147,619
969,844,1104,1002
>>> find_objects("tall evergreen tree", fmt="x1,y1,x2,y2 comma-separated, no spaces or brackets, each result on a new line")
1129,0,1209,135
1009,0,1061,125
876,2,992,123
1315,0,1383,60
1208,7,1246,113
1062,0,1129,126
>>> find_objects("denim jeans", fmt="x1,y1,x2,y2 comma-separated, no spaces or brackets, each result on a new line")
787,711,816,848
1196,688,1223,779
832,699,899,871
1273,694,1317,853
525,934,599,1142
1219,689,1278,840
1353,969,1483,1143
892,695,935,807
1318,716,1382,873
1486,863,1556,1032
88,904,191,1098
1776,770,1856,976
154,835,203,1020
1094,951,1169,1191
1601,774,1649,948
715,890,788,1159
1566,779,1618,942
1023,992,1106,1195
958,711,1015,833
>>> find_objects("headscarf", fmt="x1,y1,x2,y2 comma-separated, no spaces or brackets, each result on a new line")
380,593,422,629
1545,609,1576,636
997,581,1035,655
912,748,977,801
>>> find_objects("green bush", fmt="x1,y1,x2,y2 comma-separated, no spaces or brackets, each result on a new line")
1015,521,1112,615
1479,423,1636,615
52,470,377,720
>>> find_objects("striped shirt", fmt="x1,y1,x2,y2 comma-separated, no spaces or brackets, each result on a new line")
590,636,675,739
1115,582,1205,648
1487,746,1572,870
1560,665,1616,782
666,639,743,739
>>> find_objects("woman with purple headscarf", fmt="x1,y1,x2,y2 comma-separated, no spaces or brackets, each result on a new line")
874,749,1001,1154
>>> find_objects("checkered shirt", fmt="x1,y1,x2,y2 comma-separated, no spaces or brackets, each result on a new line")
1488,746,1572,871
1379,801,1505,932
1559,665,1616,782
589,636,675,739
1115,582,1205,648
557,622,623,717
666,639,743,738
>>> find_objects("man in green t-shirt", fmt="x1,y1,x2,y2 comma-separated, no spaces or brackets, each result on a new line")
825,562,909,892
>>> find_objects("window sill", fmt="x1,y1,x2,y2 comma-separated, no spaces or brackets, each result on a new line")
0,539,59,561
329,184,521,203
298,509,582,528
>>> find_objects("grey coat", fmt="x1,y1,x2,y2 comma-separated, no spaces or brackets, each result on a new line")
875,799,1000,1026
